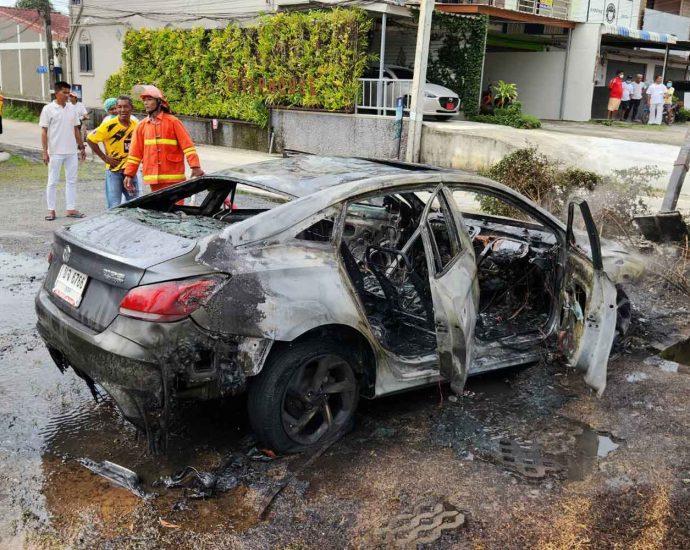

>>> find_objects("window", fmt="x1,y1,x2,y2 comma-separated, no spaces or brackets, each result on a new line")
79,31,92,73
79,44,92,73
426,194,461,274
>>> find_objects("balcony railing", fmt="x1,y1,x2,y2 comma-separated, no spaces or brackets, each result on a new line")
437,0,571,21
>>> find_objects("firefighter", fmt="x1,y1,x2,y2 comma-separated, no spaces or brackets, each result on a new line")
123,85,204,194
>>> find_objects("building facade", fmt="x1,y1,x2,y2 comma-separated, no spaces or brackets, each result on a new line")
0,7,69,101
69,0,688,120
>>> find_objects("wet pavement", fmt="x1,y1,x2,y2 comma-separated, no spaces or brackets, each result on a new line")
1,152,690,548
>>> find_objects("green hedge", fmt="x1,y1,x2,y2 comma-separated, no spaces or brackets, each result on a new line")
104,9,372,127
472,103,541,129
427,14,488,118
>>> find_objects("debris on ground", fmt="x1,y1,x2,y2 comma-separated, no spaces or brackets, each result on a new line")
79,458,151,499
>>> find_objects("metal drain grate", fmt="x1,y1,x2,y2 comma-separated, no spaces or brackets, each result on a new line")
492,439,561,479
373,501,465,547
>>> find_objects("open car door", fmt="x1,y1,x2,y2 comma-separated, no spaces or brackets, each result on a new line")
561,200,618,396
420,186,478,393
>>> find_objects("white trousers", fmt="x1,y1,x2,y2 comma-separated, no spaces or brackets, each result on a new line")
46,153,78,211
649,103,663,125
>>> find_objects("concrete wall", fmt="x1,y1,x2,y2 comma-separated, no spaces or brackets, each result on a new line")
271,109,408,159
562,23,601,121
483,51,566,120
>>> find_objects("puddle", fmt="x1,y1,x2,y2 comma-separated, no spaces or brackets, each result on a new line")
0,246,261,542
565,427,619,481
660,337,690,367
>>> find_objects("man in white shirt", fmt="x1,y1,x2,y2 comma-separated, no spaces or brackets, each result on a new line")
646,75,666,125
39,81,87,221
620,76,634,121
69,90,90,148
629,74,644,121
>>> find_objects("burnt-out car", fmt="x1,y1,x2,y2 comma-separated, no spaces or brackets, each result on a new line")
36,155,625,452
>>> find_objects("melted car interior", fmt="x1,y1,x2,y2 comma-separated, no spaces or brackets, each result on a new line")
339,186,562,358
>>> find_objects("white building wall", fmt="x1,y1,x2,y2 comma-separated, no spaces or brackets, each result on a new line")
483,51,566,120
562,23,601,121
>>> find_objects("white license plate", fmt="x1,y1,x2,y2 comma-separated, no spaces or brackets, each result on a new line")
52,264,88,307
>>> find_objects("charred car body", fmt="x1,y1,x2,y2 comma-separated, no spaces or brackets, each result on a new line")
36,155,625,452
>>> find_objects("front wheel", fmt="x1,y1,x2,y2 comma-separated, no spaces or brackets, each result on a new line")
248,340,360,453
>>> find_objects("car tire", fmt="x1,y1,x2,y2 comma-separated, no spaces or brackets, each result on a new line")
247,339,360,453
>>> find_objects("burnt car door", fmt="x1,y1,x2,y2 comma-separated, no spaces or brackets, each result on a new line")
420,186,478,393
561,200,617,396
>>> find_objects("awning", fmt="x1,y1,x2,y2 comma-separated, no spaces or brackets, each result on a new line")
602,24,677,45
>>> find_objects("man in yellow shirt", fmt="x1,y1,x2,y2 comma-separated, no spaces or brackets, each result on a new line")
87,95,139,208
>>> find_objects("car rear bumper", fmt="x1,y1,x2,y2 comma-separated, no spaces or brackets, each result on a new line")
35,287,226,434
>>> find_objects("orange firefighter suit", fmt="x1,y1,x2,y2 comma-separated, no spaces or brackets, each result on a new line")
123,112,200,192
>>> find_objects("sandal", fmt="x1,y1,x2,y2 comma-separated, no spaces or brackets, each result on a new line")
65,211,86,219
45,212,56,221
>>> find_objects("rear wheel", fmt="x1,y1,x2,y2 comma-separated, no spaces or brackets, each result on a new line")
248,340,359,452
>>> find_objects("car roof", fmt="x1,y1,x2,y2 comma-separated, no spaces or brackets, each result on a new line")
208,154,565,246
217,154,442,198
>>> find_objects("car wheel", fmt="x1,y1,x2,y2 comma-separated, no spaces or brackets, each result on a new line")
248,340,359,453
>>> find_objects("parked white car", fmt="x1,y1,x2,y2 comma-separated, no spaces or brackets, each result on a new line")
361,64,460,120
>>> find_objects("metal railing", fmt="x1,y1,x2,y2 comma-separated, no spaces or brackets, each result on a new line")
437,0,571,20
355,78,412,114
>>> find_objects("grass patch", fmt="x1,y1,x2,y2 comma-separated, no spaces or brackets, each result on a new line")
3,103,40,123
0,154,104,186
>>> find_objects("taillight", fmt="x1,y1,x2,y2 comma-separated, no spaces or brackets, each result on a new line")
119,275,227,322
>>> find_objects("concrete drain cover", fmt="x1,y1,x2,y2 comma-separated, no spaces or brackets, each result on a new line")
492,439,561,479
373,501,465,547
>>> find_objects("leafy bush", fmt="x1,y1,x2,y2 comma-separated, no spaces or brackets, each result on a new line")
480,147,600,216
492,80,518,107
675,107,690,122
3,103,39,123
579,166,658,239
481,147,657,239
472,103,541,129
104,9,372,127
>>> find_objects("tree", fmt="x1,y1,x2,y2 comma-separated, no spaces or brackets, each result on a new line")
15,0,52,10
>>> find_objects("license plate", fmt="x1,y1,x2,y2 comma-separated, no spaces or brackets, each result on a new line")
53,264,88,307
446,102,455,110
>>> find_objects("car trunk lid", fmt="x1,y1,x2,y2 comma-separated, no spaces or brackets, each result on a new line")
44,212,200,332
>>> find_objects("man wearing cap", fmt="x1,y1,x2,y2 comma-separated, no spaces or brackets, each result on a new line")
69,90,89,144
103,97,118,121
123,85,204,194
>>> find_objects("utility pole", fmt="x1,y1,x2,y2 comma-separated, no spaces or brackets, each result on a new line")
42,2,56,91
405,0,434,164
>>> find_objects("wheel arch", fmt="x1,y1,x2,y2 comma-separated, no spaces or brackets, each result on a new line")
268,324,377,397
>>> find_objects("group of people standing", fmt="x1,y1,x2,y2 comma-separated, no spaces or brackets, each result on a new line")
39,82,204,221
608,71,676,125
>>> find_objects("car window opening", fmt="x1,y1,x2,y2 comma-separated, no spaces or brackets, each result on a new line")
117,178,290,238
340,190,437,357
451,189,561,342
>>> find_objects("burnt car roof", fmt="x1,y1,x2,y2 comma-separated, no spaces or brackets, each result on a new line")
217,155,441,198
